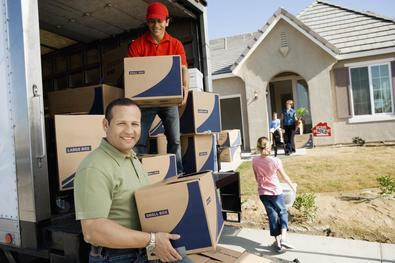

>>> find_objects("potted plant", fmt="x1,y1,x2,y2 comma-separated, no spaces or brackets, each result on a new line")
295,107,308,135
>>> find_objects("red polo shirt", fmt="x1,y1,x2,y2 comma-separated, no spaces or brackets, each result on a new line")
128,31,187,66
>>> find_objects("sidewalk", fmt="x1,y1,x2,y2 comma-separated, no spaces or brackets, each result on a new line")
219,226,395,263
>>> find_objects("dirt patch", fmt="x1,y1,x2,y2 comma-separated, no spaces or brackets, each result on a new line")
233,189,395,243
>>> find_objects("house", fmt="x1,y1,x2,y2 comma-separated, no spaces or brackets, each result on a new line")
210,0,395,151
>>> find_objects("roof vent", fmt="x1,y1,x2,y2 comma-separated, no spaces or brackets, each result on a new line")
279,31,289,57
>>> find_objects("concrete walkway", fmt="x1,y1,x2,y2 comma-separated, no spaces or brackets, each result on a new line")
218,226,395,263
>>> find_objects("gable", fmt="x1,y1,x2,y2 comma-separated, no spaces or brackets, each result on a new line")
237,18,336,81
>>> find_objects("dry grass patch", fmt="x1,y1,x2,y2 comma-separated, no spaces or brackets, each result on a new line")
238,146,395,194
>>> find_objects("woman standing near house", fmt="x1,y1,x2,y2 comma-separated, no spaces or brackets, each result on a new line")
253,136,296,252
282,100,296,155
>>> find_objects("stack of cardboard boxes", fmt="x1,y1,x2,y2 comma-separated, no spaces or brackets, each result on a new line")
146,90,222,174
180,90,221,174
48,84,123,191
48,55,231,259
218,130,242,163
124,55,222,175
124,55,225,257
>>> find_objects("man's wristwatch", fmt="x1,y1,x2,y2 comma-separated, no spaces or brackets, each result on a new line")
145,232,156,253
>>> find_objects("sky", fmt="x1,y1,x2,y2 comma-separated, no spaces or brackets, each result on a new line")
207,0,395,40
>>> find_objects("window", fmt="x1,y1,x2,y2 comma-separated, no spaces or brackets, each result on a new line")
350,63,393,116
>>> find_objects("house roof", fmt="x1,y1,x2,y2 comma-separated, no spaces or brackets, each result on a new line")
298,0,395,55
210,0,395,76
210,32,260,75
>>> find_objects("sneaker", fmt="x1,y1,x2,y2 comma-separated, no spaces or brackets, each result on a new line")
281,240,295,249
272,242,284,253
275,244,284,253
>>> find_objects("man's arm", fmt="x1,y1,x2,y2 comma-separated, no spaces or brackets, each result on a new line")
181,65,189,106
81,218,182,262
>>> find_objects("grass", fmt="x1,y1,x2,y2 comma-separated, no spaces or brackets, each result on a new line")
237,146,395,195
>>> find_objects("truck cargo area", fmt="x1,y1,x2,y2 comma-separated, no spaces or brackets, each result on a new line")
0,0,208,262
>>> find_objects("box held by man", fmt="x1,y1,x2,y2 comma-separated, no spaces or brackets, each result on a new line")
135,171,224,258
124,55,183,106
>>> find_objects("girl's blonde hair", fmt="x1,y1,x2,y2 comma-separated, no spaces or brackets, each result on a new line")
256,136,271,156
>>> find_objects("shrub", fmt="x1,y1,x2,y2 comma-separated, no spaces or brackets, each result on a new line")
293,192,318,221
377,175,395,194
352,136,365,146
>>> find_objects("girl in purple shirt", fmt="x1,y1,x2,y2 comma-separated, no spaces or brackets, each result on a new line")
252,136,297,252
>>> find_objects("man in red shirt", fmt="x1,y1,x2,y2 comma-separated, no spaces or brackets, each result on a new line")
129,2,189,174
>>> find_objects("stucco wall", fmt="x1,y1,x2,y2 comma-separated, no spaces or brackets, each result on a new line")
235,19,336,148
212,76,251,149
331,53,395,144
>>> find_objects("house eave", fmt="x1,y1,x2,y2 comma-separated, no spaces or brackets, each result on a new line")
211,72,235,80
337,47,395,61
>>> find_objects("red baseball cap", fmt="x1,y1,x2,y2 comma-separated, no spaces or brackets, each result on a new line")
146,2,169,21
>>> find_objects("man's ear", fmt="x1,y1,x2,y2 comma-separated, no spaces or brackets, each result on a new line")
165,18,170,26
103,118,109,132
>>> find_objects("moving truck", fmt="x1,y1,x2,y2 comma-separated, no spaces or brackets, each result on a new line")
0,0,210,262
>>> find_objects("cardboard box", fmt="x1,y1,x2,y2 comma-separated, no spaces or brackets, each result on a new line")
218,129,242,148
189,246,270,262
135,171,224,258
138,154,177,184
181,134,218,174
149,115,165,137
180,91,221,134
188,68,204,91
54,115,105,191
48,84,123,115
219,146,241,163
124,55,183,106
148,134,167,154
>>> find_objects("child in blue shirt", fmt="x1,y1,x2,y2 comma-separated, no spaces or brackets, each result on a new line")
270,112,284,143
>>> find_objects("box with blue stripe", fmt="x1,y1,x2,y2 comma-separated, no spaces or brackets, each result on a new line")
124,55,183,106
138,154,177,184
54,115,104,191
149,115,165,137
218,129,242,148
135,171,224,258
181,134,218,174
219,146,241,163
148,135,167,154
48,84,123,115
180,91,221,134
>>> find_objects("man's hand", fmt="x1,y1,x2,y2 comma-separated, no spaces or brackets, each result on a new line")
152,232,182,262
181,86,188,106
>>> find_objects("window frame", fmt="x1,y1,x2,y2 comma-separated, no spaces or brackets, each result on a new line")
348,60,394,123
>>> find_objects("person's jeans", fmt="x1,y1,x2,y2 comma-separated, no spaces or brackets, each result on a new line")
260,194,288,237
284,124,296,154
134,106,183,173
89,248,148,263
89,247,193,263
